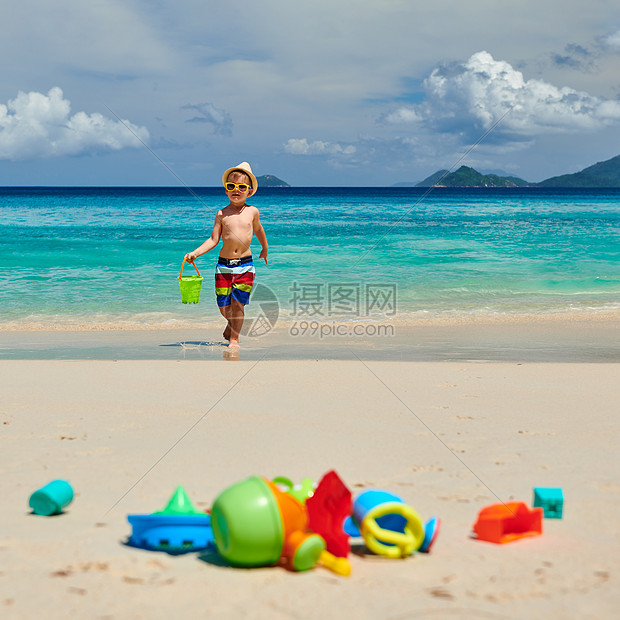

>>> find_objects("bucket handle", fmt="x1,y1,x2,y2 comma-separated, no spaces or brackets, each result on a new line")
179,258,202,279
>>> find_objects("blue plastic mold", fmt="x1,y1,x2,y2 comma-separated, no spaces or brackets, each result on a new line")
127,514,214,553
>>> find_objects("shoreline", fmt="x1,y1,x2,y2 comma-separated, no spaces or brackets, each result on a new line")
1,314,618,362
0,308,618,331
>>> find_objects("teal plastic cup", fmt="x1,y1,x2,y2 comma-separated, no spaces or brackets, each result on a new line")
29,479,74,516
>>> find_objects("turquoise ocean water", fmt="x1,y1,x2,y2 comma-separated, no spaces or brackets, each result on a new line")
0,187,619,329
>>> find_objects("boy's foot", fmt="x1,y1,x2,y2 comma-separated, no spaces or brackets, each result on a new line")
223,325,231,341
223,347,239,360
227,339,240,349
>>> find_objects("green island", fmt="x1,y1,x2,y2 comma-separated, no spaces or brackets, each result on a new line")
260,154,620,188
412,154,620,188
256,174,290,188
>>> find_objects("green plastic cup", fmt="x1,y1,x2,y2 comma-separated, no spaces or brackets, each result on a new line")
211,476,283,567
178,259,203,304
29,479,74,516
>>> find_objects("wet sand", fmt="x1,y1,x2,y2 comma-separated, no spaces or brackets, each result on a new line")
0,315,618,362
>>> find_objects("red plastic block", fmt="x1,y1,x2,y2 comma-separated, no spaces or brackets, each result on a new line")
473,502,543,544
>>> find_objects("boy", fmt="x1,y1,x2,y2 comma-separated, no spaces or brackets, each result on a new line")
184,162,269,348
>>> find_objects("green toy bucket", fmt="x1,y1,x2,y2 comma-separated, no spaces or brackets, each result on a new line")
178,259,204,304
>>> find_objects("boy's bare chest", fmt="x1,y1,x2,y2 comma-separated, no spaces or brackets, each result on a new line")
221,211,253,234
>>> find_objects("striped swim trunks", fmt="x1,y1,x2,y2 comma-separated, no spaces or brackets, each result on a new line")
215,255,255,307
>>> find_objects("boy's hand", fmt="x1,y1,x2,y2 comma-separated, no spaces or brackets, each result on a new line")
184,252,196,263
259,248,268,265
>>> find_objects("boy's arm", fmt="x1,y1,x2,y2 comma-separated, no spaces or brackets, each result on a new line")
253,209,269,265
185,213,222,262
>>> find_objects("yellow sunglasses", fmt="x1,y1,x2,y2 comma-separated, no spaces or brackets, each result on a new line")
225,182,251,192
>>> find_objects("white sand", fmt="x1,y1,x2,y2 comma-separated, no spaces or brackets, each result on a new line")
1,359,619,619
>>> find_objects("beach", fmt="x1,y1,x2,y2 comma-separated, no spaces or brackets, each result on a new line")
2,186,619,617
1,317,619,619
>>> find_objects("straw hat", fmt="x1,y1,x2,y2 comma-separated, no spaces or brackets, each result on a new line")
222,162,258,193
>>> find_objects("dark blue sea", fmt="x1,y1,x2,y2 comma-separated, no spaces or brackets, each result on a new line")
1,187,619,329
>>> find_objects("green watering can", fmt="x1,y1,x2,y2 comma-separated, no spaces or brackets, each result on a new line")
178,259,203,304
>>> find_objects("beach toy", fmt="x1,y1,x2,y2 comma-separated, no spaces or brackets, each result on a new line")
533,487,564,519
211,476,325,571
419,516,441,553
306,470,352,558
29,479,74,516
273,476,316,503
127,486,214,553
319,550,352,577
343,490,425,558
178,258,203,304
473,502,543,544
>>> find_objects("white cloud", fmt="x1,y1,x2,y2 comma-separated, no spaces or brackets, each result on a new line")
381,108,422,125
604,29,620,48
383,51,620,143
284,138,356,156
182,102,232,136
0,87,149,160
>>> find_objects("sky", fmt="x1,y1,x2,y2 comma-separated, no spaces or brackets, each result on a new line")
1,0,619,186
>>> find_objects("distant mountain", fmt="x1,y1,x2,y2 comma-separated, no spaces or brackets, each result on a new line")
257,174,290,187
416,166,529,188
535,155,620,188
407,154,620,188
481,168,512,177
393,170,450,187
414,170,450,187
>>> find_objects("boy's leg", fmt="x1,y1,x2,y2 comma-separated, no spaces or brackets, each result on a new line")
218,304,232,340
227,299,245,347
215,262,234,340
227,262,254,347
